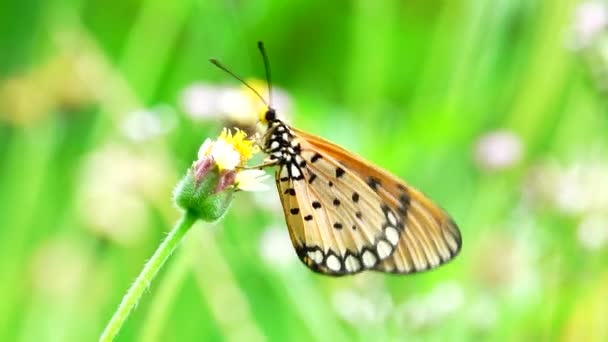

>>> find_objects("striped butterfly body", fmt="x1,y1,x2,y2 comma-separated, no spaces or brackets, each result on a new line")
211,42,462,276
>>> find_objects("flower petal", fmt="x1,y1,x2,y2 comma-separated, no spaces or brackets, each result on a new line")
235,169,271,192
239,181,270,192
210,139,241,170
197,138,213,160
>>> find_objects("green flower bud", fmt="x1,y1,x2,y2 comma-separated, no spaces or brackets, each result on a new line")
173,157,235,222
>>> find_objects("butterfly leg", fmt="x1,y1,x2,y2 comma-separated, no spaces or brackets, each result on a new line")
239,159,279,170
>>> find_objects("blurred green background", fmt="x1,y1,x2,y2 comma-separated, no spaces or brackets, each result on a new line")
2,0,608,341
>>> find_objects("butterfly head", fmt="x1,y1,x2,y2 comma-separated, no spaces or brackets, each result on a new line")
258,106,277,127
256,106,278,135
263,107,277,122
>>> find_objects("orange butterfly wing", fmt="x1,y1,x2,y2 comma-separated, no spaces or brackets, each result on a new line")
291,128,462,274
274,132,402,275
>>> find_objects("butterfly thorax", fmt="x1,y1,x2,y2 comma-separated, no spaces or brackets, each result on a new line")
259,119,307,181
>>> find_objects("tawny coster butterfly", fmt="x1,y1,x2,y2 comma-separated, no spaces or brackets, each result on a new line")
210,42,462,276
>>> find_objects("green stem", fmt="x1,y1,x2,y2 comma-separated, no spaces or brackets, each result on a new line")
136,239,193,342
99,211,198,342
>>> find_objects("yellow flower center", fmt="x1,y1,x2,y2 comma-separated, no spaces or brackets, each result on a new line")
218,128,257,164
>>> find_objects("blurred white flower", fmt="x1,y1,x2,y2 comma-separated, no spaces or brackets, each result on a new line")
29,237,89,301
427,282,465,316
553,164,592,215
396,282,465,329
180,83,225,119
570,1,608,50
472,228,540,303
467,295,498,331
525,153,608,216
332,288,394,326
180,81,292,126
474,130,523,171
577,213,608,250
258,226,298,268
121,105,176,142
76,143,175,245
218,87,261,123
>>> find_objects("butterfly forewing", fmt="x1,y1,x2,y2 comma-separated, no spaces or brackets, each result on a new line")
275,137,403,275
289,128,462,274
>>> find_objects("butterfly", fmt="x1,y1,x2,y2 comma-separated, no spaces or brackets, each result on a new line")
210,42,462,276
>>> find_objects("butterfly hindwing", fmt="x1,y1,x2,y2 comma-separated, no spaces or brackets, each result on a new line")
290,128,462,274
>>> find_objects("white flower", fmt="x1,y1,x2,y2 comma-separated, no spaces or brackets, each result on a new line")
209,139,241,171
474,130,523,171
577,214,608,251
180,81,293,125
121,105,176,142
235,169,270,192
467,295,498,331
218,87,257,122
332,286,394,327
30,237,89,301
196,128,257,172
524,150,608,215
570,1,608,50
76,143,174,246
396,282,464,329
196,138,241,171
197,138,213,160
180,83,224,119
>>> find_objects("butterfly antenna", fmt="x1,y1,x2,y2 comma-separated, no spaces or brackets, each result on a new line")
257,41,273,108
209,58,269,107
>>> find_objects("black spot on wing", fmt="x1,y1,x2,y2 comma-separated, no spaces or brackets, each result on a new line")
398,191,411,216
367,176,381,191
335,167,345,178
